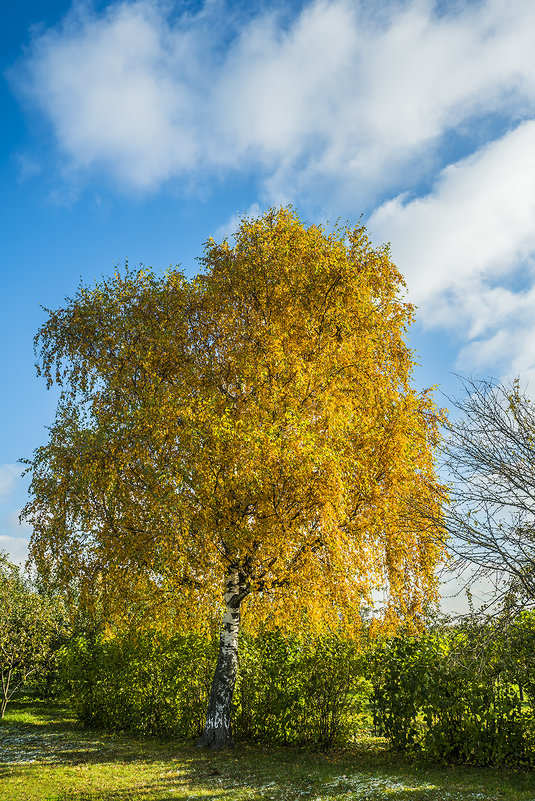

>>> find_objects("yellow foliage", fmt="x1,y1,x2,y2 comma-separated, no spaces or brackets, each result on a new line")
23,207,446,634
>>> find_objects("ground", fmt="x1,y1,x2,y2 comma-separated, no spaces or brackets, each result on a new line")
1,701,535,800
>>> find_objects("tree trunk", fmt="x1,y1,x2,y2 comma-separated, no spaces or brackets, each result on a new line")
1,667,11,720
198,568,244,749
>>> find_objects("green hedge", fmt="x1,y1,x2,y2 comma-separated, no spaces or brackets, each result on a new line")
370,615,535,766
59,628,369,745
60,630,217,738
58,613,535,763
235,631,369,746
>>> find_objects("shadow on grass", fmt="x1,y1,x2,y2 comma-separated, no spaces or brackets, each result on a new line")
2,702,535,801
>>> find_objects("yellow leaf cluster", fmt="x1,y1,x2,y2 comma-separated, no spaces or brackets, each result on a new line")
23,207,446,635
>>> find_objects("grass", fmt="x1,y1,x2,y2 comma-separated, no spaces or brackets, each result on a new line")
1,701,535,801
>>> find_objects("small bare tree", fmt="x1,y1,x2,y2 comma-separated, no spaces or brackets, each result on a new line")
441,376,535,614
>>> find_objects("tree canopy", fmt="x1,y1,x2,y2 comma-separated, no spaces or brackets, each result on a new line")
23,207,445,633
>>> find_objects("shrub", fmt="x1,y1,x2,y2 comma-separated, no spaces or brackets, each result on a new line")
60,627,370,745
369,623,535,766
235,630,370,746
60,630,217,738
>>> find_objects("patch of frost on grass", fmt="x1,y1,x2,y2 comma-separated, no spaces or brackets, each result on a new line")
318,772,489,800
0,728,103,765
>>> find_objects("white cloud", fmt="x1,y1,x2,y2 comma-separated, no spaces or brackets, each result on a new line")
0,464,21,499
13,0,535,380
14,0,535,201
0,511,31,566
369,120,535,378
0,468,31,566
0,535,29,566
439,564,499,616
18,1,207,189
212,202,263,243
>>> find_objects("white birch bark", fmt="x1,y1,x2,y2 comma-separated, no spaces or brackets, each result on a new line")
198,568,243,749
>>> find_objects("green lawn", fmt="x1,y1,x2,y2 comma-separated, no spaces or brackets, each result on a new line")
1,701,535,801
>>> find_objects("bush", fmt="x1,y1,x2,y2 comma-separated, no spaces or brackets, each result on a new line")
59,627,370,745
60,630,217,738
369,622,535,766
59,614,535,760
235,630,370,746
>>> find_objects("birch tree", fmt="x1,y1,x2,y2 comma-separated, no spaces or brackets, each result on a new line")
22,207,445,748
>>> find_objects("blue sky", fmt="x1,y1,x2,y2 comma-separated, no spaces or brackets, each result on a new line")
2,0,535,610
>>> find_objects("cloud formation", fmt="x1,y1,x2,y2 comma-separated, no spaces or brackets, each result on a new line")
0,468,30,566
0,464,21,499
369,120,535,378
17,0,535,197
0,534,29,566
13,0,535,378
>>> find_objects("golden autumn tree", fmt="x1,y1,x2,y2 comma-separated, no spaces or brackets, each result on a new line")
22,207,445,748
